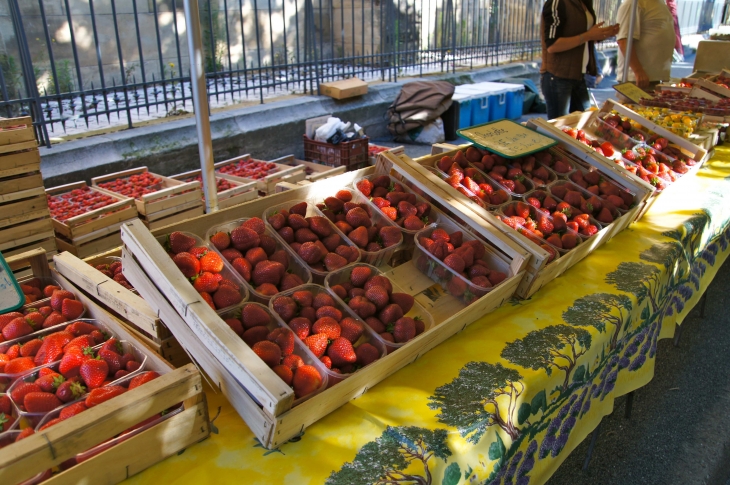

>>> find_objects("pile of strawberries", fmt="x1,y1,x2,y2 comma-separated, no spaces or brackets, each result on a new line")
19,278,48,304
217,160,277,180
165,232,244,310
314,190,402,254
330,266,423,344
416,228,507,300
271,289,381,376
9,335,145,421
96,172,162,199
549,183,617,225
266,203,359,273
619,145,686,190
1,287,85,343
223,302,323,399
47,186,117,222
355,176,436,231
210,218,305,296
521,194,601,239
434,155,510,207
568,170,635,210
498,204,572,261
92,259,135,291
561,127,619,158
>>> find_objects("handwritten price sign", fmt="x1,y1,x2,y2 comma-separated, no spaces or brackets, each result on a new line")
0,253,24,313
457,120,557,158
613,82,654,104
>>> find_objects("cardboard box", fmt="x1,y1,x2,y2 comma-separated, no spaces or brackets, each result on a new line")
319,77,368,99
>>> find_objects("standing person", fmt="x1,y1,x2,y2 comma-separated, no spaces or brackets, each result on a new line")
541,0,620,119
665,0,684,59
616,0,675,89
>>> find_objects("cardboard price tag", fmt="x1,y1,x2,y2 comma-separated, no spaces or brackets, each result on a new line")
613,82,654,103
457,120,558,159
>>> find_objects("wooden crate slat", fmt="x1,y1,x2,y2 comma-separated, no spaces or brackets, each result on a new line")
54,230,123,259
143,198,203,223
0,218,54,248
5,247,53,279
0,149,41,177
0,172,43,196
2,237,57,259
0,186,45,204
0,195,49,229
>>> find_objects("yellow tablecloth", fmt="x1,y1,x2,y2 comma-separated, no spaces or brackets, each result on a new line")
127,140,730,485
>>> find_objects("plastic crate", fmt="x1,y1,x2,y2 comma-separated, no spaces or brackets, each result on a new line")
302,135,370,170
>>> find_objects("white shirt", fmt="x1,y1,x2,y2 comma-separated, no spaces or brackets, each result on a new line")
616,0,675,82
583,9,594,74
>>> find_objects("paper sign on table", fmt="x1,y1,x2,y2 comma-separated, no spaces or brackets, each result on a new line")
613,82,654,103
457,120,558,159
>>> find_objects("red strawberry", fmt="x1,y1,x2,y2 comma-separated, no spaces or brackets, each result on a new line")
172,252,200,278
20,339,42,357
350,266,373,287
24,392,63,413
0,394,10,415
2,318,33,340
251,260,283,287
289,202,308,216
212,285,242,309
313,293,335,309
24,312,44,328
85,386,127,407
267,328,295,356
596,207,614,224
280,273,304,291
168,231,196,254
364,286,390,310
43,285,61,298
35,373,65,393
221,248,243,262
61,299,85,320
393,317,417,343
230,227,260,252
242,327,269,346
51,290,76,312
292,365,322,398
403,215,425,230
379,303,404,325
126,359,142,372
59,347,92,378
192,272,220,293
307,216,333,238
189,246,208,259
297,242,324,265
349,296,377,319
241,217,266,235
327,338,357,367
224,318,244,336
288,317,311,340
340,317,364,343
381,206,398,221
443,254,466,273
324,253,348,271
355,179,373,197
356,343,380,366
99,349,124,375
59,401,88,419
379,226,401,248
272,364,293,385
252,340,282,367
240,303,271,329
364,276,393,295
209,231,231,250
11,381,41,406
390,293,415,314
15,427,35,441
128,371,160,390
79,357,109,389
561,233,579,250
282,354,305,371
199,252,224,273
312,317,341,339
303,333,328,358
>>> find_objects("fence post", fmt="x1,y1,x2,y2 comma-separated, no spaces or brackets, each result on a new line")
8,0,50,147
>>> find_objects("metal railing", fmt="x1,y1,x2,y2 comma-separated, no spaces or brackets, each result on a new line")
0,0,723,147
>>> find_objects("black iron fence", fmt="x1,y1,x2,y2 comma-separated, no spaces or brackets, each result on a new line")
0,0,724,147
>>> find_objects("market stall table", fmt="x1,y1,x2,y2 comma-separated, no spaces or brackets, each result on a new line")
121,140,730,485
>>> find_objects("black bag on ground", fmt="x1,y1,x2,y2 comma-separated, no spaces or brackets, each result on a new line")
386,81,455,136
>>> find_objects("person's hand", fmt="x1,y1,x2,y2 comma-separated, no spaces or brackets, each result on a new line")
585,22,620,42
633,67,650,88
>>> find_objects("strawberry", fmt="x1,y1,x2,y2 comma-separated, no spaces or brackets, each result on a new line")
488,272,507,286
126,359,142,372
381,206,398,221
350,266,373,287
99,348,125,375
339,317,364,343
308,216,333,238
252,260,284,287
168,232,196,254
443,254,466,273
596,207,614,224
34,333,72,365
403,215,425,230
241,303,271,329
0,394,10,415
128,371,160,390
288,317,311,340
323,253,348,271
59,347,93,378
267,328,295,356
230,226,260,252
364,276,393,295
348,296,377,319
364,286,390,310
379,303,404,325
393,317,417,343
15,427,35,441
11,381,41,405
5,345,21,361
59,401,88,419
0,312,23,331
232,257,252,281
347,226,369,248
66,320,97,336
61,299,85,320
2,317,33,341
272,364,293,385
272,296,298,322
189,246,208,259
379,226,401,248
297,242,324,265
24,392,62,413
304,333,328,358
282,354,304,371
209,231,231,250
243,327,269,346
212,285,242,309
199,252,224,273
311,317,341,339
252,341,281,367
241,217,266,235
50,290,75,312
24,312,44,328
280,273,304,291
35,373,65,393
327,338,357,367
85,386,127,407
293,365,322,398
193,272,220,293
536,217,554,236
0,412,13,432
561,233,578,250
20,339,42,357
43,285,61,298
172,252,200,278
289,202,308,216
390,293,415,314
224,318,244,336
221,248,243,262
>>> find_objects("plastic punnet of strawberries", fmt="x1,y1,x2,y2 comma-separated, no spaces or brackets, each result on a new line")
415,226,508,304
271,288,382,377
165,232,244,310
561,127,620,159
266,203,360,273
432,152,510,207
568,169,636,210
1,286,85,344
314,190,402,255
96,172,163,199
329,265,424,345
523,191,602,238
217,160,277,180
548,182,619,226
209,217,307,297
92,259,135,291
47,186,116,222
355,176,436,231
497,202,578,260
220,302,324,400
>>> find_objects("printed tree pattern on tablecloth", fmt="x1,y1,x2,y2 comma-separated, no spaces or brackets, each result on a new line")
326,173,730,484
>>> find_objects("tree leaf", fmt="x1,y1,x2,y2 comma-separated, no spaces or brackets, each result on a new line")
517,402,531,425
531,390,547,415
572,364,586,384
488,433,506,461
442,462,461,485
641,305,650,320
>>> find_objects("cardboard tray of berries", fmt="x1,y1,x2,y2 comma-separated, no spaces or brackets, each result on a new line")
0,116,37,156
272,154,348,183
214,154,307,195
169,168,258,210
45,182,138,241
0,268,208,485
91,167,204,219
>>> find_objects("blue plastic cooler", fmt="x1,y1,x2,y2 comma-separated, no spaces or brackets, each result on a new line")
456,82,525,122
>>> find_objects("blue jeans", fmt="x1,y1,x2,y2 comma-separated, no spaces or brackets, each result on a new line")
541,73,590,120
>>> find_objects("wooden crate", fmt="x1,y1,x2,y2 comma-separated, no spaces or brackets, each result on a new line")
170,168,258,210
119,167,530,448
214,154,306,195
379,144,650,298
0,255,209,484
0,116,37,155
53,251,170,341
273,154,347,182
91,167,204,230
